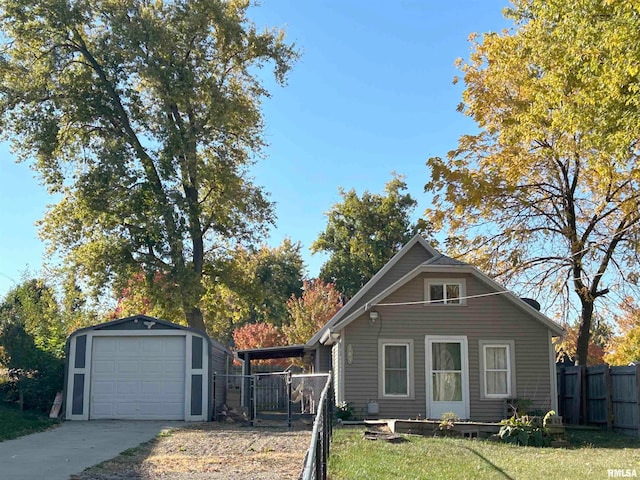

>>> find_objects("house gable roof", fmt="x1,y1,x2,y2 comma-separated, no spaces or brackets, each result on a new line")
329,263,564,337
309,237,565,346
307,234,438,346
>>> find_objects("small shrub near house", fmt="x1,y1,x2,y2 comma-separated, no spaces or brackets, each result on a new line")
498,413,553,447
436,412,461,437
335,402,354,421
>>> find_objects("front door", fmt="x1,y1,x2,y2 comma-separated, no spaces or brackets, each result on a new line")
425,336,469,419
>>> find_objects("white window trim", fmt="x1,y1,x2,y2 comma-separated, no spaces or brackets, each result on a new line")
378,339,414,399
424,279,466,305
479,340,516,400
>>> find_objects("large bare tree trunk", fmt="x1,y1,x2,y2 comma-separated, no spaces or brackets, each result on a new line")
575,300,594,366
186,306,207,333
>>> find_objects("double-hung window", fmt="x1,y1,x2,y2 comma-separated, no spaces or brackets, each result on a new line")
425,280,465,305
379,340,413,398
480,341,514,398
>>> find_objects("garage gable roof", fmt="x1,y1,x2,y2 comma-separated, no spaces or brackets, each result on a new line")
67,315,231,356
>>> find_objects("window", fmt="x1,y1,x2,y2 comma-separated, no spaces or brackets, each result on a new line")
378,340,414,398
425,280,465,305
479,341,515,398
431,342,463,401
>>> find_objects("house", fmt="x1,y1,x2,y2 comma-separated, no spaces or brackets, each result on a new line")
307,235,565,422
64,315,233,421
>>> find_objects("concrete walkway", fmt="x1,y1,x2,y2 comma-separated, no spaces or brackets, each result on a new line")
0,420,188,480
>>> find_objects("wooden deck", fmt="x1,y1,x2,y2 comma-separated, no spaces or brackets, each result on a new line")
365,419,502,438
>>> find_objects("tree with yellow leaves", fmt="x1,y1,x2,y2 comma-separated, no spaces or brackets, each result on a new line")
605,298,640,365
425,0,640,365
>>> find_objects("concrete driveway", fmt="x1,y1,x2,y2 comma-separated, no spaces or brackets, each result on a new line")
0,420,189,480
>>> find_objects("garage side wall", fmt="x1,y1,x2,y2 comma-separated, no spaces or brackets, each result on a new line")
210,340,233,419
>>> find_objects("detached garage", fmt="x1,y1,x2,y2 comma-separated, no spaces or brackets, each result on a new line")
65,315,222,421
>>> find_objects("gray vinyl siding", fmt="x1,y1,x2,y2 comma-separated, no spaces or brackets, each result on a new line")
341,272,555,421
211,341,231,418
340,243,434,320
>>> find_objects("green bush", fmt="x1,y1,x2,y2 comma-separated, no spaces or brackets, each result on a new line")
437,411,461,436
335,402,354,421
498,414,552,447
0,323,64,413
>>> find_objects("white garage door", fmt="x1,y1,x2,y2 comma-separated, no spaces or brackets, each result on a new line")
90,336,186,420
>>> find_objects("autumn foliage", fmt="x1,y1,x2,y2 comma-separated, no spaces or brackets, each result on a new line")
110,271,182,323
556,324,606,366
605,299,640,366
283,279,342,345
232,322,288,366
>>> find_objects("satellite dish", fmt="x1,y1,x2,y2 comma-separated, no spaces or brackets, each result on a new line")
520,297,541,311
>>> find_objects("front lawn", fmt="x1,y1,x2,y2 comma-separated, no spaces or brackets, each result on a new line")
329,427,640,479
0,402,59,442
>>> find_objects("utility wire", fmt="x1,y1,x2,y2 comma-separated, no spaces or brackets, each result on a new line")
372,290,511,308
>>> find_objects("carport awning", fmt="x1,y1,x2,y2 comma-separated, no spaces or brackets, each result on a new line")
236,344,307,361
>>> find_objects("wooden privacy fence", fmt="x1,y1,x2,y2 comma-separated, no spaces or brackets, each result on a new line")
557,364,640,436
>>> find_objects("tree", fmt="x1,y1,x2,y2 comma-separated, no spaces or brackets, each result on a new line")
283,279,342,345
0,280,66,411
425,0,640,365
232,321,287,367
110,271,183,322
201,239,304,342
0,0,298,332
605,298,640,365
312,175,428,298
243,239,305,326
606,327,640,366
555,316,612,365
0,279,65,357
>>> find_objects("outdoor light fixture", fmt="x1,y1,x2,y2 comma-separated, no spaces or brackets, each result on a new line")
369,310,379,324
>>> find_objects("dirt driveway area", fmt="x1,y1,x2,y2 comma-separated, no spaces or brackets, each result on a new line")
70,422,312,480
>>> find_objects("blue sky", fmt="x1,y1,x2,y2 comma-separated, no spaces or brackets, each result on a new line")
0,1,511,298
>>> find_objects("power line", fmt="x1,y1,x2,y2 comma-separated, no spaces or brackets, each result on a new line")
372,290,511,308
0,272,16,284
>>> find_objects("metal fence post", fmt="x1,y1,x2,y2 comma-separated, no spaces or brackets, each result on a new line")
300,372,332,480
287,370,293,428
212,373,217,421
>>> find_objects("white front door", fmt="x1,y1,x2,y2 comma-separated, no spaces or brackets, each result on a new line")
425,336,470,419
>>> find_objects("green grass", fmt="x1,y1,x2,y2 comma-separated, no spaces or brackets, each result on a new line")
0,402,59,442
328,427,640,479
